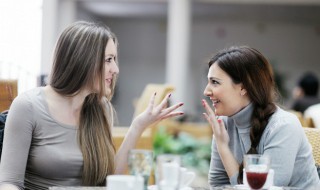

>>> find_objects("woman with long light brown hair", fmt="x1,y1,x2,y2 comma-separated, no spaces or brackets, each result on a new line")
0,21,184,190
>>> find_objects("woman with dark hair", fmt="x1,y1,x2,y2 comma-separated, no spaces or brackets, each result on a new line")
0,21,184,190
202,46,320,189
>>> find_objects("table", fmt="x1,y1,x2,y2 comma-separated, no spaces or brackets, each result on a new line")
49,186,303,190
49,187,210,190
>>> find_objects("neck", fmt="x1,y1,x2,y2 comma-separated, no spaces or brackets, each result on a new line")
44,85,92,126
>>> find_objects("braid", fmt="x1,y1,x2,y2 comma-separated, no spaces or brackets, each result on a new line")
237,103,276,183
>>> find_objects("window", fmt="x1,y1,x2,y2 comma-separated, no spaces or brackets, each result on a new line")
0,0,42,94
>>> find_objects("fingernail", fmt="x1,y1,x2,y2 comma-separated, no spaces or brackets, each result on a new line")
201,100,205,107
179,113,184,115
154,92,157,96
179,103,184,106
168,93,171,98
218,119,222,123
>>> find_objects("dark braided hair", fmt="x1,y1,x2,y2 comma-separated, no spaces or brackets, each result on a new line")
208,46,278,183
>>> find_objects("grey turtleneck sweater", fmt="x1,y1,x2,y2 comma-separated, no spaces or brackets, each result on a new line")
208,103,320,189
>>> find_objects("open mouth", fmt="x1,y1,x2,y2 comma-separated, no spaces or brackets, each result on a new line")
106,79,112,85
211,100,220,107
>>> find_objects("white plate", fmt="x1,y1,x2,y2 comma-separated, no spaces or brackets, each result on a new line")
148,185,193,190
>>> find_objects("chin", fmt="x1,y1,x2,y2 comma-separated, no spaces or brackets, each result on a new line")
105,88,111,96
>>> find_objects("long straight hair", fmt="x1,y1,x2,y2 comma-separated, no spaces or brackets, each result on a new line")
50,21,117,186
209,46,278,183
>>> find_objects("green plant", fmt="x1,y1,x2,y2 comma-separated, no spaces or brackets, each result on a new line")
153,126,211,176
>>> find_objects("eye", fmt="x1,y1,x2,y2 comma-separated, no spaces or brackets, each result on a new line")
210,79,220,85
105,57,112,63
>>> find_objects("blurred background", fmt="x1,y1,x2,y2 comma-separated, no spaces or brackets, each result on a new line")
1,0,320,126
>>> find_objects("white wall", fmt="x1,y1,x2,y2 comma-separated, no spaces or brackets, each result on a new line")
103,18,167,125
191,19,320,108
102,17,320,125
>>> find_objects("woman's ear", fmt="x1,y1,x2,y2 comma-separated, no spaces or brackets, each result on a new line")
240,87,247,96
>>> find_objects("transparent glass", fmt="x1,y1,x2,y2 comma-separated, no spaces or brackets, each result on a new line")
244,154,270,190
128,149,153,190
156,154,181,190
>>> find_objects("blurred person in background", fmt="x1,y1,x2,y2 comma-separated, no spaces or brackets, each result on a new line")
202,46,320,189
304,103,320,128
290,72,320,113
0,21,184,190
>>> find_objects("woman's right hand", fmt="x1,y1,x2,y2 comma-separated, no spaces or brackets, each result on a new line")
202,99,230,149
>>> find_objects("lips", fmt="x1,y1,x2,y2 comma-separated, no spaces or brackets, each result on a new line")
211,99,220,107
106,78,112,85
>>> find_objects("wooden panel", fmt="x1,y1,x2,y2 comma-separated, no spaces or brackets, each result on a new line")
0,80,18,112
155,120,212,139
133,84,175,117
112,127,153,151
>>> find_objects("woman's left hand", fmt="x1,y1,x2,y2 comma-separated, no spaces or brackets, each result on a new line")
132,93,184,131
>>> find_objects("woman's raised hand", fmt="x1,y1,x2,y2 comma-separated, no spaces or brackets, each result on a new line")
202,99,229,148
132,93,184,131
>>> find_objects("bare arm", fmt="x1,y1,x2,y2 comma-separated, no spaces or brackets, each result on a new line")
115,93,184,174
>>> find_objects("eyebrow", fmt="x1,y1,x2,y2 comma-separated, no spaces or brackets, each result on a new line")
208,77,222,81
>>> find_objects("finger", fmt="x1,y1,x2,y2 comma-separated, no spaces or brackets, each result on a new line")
203,112,220,133
203,113,214,127
202,99,220,131
160,112,184,120
203,113,216,135
218,119,227,135
202,99,215,116
160,102,184,115
146,92,157,111
155,93,171,113
202,99,218,122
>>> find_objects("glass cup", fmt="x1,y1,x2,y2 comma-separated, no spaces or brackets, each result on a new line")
244,154,271,190
179,167,196,188
128,149,153,190
156,154,181,190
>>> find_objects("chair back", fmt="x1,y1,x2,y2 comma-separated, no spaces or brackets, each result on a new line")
304,128,320,165
289,110,315,128
0,80,18,112
133,84,175,117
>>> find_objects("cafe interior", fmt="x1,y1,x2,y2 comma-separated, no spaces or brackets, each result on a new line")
1,0,320,189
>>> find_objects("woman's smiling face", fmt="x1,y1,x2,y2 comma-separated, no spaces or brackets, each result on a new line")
203,62,250,116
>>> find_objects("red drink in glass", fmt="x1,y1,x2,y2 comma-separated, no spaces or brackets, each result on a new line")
244,154,270,190
246,171,268,190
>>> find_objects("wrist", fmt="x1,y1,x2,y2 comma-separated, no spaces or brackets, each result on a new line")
130,120,145,133
217,143,230,153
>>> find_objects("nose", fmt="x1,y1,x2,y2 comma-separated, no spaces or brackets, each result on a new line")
203,84,211,97
111,62,119,74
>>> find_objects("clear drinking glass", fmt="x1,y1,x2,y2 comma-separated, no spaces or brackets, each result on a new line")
244,154,270,190
128,149,153,190
156,154,181,190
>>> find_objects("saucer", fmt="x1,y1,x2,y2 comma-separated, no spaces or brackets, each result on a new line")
234,185,250,190
148,185,193,190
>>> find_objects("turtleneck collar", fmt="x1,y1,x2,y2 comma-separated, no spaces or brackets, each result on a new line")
230,103,253,131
